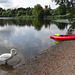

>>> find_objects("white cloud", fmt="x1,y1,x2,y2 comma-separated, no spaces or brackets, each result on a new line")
0,0,12,9
0,0,29,9
42,0,59,9
0,0,59,9
10,0,29,9
0,0,9,3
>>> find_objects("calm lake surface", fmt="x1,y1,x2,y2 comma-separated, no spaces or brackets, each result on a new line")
0,18,75,74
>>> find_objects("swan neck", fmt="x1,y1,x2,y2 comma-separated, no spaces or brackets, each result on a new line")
10,49,16,56
10,50,13,55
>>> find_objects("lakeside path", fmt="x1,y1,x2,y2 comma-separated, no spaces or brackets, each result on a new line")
7,41,75,75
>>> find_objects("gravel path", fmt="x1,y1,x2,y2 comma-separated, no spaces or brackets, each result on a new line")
7,41,75,75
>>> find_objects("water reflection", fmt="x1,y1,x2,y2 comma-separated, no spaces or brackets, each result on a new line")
0,64,14,75
0,64,14,71
0,18,75,75
54,22,68,30
67,22,75,34
0,18,74,31
0,18,74,54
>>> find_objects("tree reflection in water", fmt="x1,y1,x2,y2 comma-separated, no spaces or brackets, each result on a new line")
67,22,75,34
0,64,14,71
0,18,75,33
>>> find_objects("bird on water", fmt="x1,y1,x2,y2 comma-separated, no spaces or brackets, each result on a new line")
0,48,17,64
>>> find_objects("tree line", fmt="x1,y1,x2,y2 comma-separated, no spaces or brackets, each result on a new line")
0,1,75,18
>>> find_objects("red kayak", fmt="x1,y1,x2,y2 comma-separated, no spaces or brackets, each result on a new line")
50,34,75,40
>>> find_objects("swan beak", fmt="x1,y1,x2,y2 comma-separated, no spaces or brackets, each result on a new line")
15,52,17,55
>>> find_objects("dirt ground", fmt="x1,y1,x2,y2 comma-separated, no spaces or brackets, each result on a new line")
7,40,75,75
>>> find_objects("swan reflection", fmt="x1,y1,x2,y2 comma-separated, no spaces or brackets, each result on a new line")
0,64,14,71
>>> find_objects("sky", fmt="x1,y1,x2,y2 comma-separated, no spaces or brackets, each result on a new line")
0,0,59,9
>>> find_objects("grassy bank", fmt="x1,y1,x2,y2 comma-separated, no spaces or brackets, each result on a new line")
44,15,75,20
17,14,75,20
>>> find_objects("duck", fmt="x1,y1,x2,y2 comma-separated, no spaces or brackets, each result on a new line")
0,48,17,64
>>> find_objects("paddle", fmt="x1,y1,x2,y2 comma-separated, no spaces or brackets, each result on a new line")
55,41,59,44
55,33,59,36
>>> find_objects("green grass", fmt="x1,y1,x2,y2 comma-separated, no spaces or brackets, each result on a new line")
46,14,75,20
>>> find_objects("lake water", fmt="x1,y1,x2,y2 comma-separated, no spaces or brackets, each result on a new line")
0,18,75,74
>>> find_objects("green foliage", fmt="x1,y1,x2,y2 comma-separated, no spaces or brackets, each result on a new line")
55,22,68,30
0,3,74,18
44,9,50,16
0,7,33,17
52,0,75,7
52,0,75,16
32,18,43,30
72,6,75,15
0,7,3,16
32,4,44,18
56,5,66,15
51,9,58,15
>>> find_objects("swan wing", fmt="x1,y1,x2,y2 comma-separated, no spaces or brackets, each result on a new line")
0,53,12,61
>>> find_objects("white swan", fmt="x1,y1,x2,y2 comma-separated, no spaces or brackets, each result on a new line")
0,48,17,64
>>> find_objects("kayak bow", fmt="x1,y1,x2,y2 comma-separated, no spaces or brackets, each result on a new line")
50,34,75,40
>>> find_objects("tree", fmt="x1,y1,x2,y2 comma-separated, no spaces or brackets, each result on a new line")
50,9,58,15
0,8,3,17
56,5,66,15
32,4,44,18
6,9,13,17
44,9,50,16
44,5,51,16
52,0,75,15
52,0,75,7
25,7,32,15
